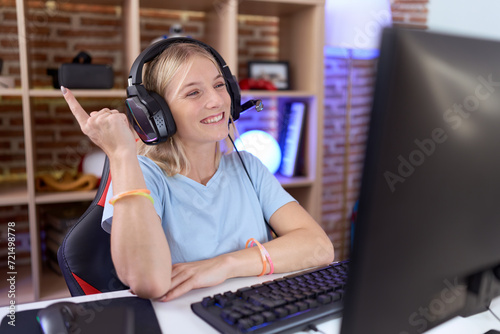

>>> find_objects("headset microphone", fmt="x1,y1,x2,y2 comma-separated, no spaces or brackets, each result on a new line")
241,99,264,113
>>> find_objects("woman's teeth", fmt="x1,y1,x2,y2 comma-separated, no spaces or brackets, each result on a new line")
202,113,223,124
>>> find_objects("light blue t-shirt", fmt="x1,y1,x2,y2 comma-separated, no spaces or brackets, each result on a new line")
102,151,295,264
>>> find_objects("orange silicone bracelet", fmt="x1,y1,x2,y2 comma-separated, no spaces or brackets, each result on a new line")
253,241,274,275
109,189,154,206
246,238,267,277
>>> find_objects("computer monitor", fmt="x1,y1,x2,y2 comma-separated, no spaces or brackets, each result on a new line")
340,28,500,334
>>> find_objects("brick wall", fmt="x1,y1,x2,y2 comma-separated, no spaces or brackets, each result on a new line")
323,0,430,260
322,57,377,260
392,0,429,29
1,1,126,180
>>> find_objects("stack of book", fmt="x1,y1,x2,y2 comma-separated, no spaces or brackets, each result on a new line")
41,204,88,275
278,101,307,177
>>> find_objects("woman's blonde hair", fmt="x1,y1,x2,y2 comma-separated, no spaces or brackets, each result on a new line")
136,42,236,176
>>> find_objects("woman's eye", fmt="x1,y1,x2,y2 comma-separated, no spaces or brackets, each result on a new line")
187,90,199,97
215,82,226,89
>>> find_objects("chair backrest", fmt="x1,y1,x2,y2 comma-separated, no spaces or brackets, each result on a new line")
57,157,128,296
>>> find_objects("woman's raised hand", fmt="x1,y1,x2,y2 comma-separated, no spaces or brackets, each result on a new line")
61,86,137,158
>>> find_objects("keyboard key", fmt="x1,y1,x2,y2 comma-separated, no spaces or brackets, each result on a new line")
218,297,232,307
293,293,306,301
248,305,265,313
224,291,237,300
249,295,265,306
328,292,342,302
295,301,308,311
261,311,276,322
274,307,288,318
221,310,242,325
285,304,299,314
317,294,332,304
239,308,254,317
236,287,252,297
303,290,316,299
201,297,214,307
250,314,265,326
305,299,318,308
237,318,254,330
260,300,276,310
273,299,287,308
320,286,334,294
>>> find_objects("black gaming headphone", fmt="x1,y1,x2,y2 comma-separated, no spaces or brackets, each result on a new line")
126,37,262,145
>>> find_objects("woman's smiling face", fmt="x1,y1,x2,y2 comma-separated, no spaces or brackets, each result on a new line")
165,55,231,148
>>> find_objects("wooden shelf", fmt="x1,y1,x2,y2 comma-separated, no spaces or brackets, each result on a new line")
0,182,29,206
141,0,216,11
55,0,122,6
277,175,315,188
239,0,324,16
35,190,97,205
241,90,314,98
39,268,71,302
60,0,216,11
29,89,127,98
0,88,23,97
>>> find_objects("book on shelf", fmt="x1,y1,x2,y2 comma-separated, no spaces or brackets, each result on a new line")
278,101,307,177
45,236,61,256
46,226,66,245
46,254,62,276
44,212,80,233
41,204,88,275
45,237,63,275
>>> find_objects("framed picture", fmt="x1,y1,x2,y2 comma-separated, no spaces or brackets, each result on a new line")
248,61,290,90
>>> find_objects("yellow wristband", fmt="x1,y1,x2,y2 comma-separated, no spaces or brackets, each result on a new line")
109,189,154,206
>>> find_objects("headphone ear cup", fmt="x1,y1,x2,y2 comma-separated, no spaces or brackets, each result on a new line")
220,67,241,121
149,91,177,140
228,75,241,121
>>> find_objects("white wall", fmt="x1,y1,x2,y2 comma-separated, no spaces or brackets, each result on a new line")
428,0,500,41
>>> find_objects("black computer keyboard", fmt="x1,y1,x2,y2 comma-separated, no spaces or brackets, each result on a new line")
191,260,349,334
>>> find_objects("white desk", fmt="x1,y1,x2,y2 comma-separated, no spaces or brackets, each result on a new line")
1,273,500,334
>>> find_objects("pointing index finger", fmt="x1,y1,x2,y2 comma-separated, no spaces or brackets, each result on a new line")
61,86,89,126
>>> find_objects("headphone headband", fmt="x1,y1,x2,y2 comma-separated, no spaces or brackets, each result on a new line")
128,37,230,86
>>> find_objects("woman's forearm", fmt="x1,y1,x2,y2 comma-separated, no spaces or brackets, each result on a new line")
108,151,172,299
223,228,334,279
222,202,334,279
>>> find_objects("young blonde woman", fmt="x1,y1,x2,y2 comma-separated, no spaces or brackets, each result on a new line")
61,39,334,302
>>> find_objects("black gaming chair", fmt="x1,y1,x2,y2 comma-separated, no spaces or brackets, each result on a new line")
57,157,128,296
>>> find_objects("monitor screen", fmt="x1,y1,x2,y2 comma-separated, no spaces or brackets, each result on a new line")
340,28,500,334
